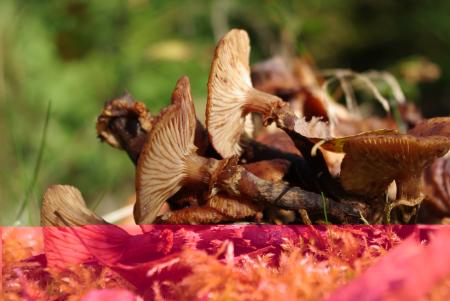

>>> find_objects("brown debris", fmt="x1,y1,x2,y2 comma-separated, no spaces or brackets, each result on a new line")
244,159,291,183
408,117,450,138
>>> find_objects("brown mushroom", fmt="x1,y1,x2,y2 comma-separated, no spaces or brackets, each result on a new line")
206,29,331,160
96,90,305,168
319,129,450,222
135,76,359,224
41,185,108,226
96,93,153,164
205,29,342,199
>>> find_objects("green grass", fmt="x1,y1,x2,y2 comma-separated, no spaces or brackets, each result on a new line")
321,192,329,224
14,102,51,225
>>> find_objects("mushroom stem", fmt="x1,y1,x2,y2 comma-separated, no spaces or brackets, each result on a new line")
185,155,220,184
214,161,361,222
168,147,358,222
244,89,285,123
396,174,423,201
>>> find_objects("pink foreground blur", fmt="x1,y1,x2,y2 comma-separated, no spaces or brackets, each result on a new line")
2,225,450,300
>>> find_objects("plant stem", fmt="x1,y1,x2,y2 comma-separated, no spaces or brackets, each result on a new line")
15,101,51,223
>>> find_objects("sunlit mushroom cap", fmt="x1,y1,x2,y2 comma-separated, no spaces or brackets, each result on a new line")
206,29,253,158
339,134,450,198
135,76,198,224
41,185,107,226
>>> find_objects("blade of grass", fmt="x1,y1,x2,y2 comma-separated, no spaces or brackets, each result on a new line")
90,190,107,211
321,191,329,224
359,210,370,225
15,101,51,223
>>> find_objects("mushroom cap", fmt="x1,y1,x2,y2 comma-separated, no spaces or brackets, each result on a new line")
340,134,450,198
41,185,107,226
423,156,450,214
96,93,152,149
206,29,253,158
311,129,398,153
408,117,450,138
135,76,198,224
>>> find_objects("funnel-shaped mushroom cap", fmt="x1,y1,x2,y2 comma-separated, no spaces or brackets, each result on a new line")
135,76,198,224
340,134,450,198
206,29,252,158
41,185,107,226
207,29,282,158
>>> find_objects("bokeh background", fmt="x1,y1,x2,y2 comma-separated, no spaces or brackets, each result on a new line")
1,0,449,225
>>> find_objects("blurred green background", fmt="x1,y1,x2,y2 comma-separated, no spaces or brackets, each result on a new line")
1,0,450,225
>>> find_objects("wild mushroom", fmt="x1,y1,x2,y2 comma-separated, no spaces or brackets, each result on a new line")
41,185,108,226
96,90,306,168
135,76,360,224
316,125,450,222
206,29,331,159
206,29,343,199
96,93,153,164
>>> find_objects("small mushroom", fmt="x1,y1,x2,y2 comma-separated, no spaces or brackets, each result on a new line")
318,127,450,222
206,30,287,157
96,93,153,164
135,76,359,224
340,135,449,199
41,185,108,226
96,90,304,167
206,29,330,159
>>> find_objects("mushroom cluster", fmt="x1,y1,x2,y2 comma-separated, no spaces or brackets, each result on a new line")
42,29,450,225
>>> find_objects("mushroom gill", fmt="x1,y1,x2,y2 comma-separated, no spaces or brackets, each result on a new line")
206,29,287,158
41,185,108,227
135,76,199,224
136,76,360,224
